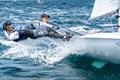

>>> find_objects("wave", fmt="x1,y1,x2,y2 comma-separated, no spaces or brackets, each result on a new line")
0,35,87,65
64,54,120,74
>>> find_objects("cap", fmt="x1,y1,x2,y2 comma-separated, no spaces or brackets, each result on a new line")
3,21,12,30
5,21,12,26
41,14,50,18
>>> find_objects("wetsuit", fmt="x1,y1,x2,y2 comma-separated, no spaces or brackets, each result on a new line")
30,21,70,40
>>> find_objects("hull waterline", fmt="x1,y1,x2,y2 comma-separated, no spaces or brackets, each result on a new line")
79,32,120,64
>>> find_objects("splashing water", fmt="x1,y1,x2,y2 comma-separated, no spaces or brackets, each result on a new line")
0,36,87,65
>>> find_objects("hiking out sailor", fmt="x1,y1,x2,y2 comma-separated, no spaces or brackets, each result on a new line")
30,14,71,40
3,21,19,41
3,21,33,41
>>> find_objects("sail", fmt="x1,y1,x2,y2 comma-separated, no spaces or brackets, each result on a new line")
90,0,119,20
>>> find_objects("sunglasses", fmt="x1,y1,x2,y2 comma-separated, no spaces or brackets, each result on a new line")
6,25,13,29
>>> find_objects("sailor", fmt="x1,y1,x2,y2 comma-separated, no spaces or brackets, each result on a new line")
39,14,59,30
3,21,20,41
31,14,71,40
3,21,33,41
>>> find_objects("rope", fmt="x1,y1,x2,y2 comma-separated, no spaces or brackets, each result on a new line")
109,15,114,32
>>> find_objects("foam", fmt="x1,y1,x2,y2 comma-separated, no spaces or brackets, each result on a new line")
1,36,87,65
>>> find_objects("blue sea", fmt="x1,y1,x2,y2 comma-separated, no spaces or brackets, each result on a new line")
0,0,120,80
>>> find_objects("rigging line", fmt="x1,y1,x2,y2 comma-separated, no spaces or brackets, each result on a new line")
109,15,115,32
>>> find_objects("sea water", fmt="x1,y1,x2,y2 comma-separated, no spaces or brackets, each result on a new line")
0,0,120,80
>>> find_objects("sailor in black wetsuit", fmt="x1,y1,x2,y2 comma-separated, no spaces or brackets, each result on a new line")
3,21,34,42
30,14,72,40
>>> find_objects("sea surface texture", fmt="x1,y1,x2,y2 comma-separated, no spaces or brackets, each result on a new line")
0,0,119,80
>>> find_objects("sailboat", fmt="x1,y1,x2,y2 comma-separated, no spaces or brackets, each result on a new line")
79,0,120,65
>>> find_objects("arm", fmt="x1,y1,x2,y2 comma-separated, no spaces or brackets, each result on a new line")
4,31,19,41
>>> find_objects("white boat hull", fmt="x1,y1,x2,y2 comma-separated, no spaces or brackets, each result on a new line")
80,32,120,64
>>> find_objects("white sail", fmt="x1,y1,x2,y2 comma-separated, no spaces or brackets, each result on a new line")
90,0,119,20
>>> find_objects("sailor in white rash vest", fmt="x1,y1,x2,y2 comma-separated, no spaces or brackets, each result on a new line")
3,21,34,41
3,21,19,41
